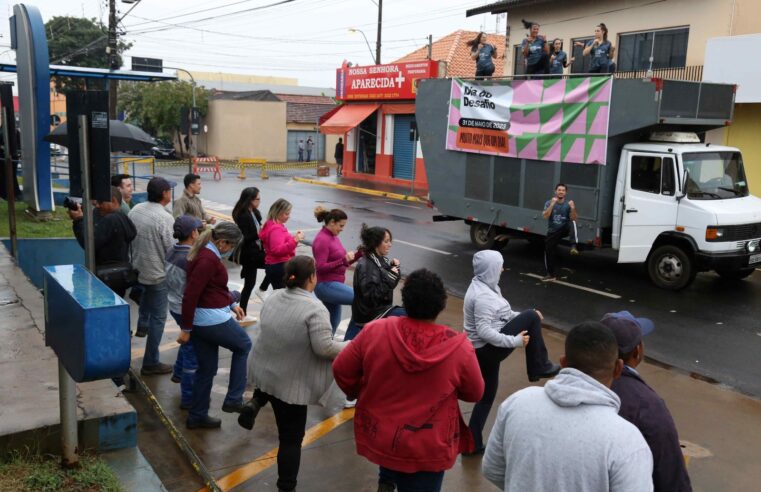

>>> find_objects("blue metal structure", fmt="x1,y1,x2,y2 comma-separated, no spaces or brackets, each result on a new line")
392,114,415,179
43,265,130,382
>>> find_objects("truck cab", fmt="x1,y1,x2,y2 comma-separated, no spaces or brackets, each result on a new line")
613,132,761,289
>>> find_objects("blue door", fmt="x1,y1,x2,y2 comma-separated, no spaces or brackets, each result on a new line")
392,115,416,180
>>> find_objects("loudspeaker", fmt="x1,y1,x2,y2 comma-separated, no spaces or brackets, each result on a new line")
66,91,111,202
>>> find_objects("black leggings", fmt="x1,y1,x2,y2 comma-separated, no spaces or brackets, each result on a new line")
265,262,286,290
239,271,257,315
544,222,577,276
260,391,307,492
467,310,552,449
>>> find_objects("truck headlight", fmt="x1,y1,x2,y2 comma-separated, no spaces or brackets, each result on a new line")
706,227,724,241
747,241,759,253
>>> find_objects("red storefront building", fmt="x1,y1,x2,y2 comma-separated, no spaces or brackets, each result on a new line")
320,30,505,192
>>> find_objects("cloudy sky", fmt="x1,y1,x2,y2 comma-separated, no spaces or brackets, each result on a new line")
0,0,505,88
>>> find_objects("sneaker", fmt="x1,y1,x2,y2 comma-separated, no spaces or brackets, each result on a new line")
140,363,173,376
541,275,557,282
255,289,269,303
570,246,580,256
134,328,147,338
222,401,245,413
186,415,221,429
528,363,562,382
344,398,357,409
237,398,263,430
171,375,181,384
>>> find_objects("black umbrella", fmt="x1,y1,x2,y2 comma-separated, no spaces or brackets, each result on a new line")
44,120,156,152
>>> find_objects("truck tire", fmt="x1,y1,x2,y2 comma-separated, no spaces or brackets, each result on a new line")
716,268,755,280
470,223,495,249
647,245,696,290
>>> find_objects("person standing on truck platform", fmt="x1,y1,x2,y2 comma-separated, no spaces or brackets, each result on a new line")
467,32,497,79
575,23,615,74
520,20,549,76
542,183,579,281
549,39,572,77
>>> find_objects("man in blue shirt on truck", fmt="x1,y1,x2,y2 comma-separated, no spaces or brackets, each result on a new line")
542,183,579,281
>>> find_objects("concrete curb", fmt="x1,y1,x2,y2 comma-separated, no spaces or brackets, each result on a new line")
291,177,427,203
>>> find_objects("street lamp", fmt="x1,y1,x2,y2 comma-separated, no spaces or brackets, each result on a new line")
349,28,376,64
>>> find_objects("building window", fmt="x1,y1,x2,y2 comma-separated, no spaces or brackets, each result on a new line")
617,27,689,72
570,36,594,73
513,45,526,75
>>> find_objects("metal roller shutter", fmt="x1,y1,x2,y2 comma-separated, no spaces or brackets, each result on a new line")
392,115,416,180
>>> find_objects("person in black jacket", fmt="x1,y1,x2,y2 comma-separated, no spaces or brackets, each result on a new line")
602,311,692,492
232,187,268,314
69,186,137,297
344,224,405,342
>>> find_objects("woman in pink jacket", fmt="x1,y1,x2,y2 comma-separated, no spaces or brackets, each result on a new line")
312,206,361,333
259,198,304,289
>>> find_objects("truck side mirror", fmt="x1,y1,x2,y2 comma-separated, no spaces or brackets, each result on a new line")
677,170,689,202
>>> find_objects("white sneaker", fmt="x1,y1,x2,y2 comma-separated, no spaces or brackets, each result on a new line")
255,289,269,303
344,398,357,409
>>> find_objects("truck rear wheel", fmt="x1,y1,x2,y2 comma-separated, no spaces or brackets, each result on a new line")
647,245,696,290
716,268,755,280
470,223,495,249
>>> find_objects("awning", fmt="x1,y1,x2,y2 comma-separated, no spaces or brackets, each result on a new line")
381,103,416,115
320,103,379,135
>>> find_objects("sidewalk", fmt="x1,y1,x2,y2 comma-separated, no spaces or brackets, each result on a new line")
0,244,165,491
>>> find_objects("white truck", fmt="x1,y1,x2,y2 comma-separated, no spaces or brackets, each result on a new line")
416,77,760,290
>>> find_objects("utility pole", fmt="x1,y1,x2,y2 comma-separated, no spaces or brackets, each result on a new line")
107,0,118,118
375,0,382,64
427,34,433,60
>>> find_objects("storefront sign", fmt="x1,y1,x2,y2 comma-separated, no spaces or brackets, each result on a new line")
336,60,437,101
445,77,613,165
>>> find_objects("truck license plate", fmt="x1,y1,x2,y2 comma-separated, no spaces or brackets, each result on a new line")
750,254,761,265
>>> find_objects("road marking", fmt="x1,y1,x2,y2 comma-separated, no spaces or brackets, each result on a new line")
202,408,356,492
521,273,622,299
394,239,452,256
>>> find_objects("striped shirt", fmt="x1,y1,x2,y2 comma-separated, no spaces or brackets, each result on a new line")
129,202,174,285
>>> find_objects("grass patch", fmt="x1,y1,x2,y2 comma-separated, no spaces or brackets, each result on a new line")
0,451,124,492
0,200,73,238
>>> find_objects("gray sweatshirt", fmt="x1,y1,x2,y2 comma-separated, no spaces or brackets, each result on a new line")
482,368,653,492
129,202,174,285
464,250,524,349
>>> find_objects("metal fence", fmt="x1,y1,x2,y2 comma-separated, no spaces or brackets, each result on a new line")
614,65,703,82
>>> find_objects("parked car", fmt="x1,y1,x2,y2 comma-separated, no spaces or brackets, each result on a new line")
152,138,177,160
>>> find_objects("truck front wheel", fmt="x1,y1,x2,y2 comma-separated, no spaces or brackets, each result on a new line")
470,223,495,249
647,245,696,290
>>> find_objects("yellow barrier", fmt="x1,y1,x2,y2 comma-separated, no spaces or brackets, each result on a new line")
120,156,155,175
238,158,268,180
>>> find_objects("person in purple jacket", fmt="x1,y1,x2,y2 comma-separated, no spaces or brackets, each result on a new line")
602,311,692,492
312,206,361,333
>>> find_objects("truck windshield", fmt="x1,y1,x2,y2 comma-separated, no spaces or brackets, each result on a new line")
682,151,749,200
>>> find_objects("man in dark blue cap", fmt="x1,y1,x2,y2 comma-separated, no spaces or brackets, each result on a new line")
601,311,692,492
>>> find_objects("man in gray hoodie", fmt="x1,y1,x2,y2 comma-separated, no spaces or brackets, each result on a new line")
482,321,653,492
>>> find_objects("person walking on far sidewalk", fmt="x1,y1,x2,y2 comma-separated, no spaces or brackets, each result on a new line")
242,256,348,492
166,215,202,407
180,222,251,429
129,177,175,376
482,322,654,492
334,137,344,176
297,139,304,162
306,136,314,162
260,199,304,291
312,206,361,333
232,187,269,314
542,183,579,281
333,269,484,492
464,250,560,454
602,311,693,492
173,173,216,225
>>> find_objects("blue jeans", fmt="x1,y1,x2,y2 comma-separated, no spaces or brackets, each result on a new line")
137,281,168,368
379,467,444,492
344,306,406,341
314,281,354,333
170,312,198,406
188,317,252,422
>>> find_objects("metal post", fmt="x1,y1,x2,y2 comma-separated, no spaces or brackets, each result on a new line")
2,108,17,259
375,0,383,64
78,115,96,272
427,34,432,60
504,13,511,75
59,359,79,467
107,0,118,119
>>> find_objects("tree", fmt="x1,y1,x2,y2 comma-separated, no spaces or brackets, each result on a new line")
118,81,209,155
45,16,131,91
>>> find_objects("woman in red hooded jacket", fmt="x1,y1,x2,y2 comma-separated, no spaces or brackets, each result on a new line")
333,269,484,492
259,198,304,290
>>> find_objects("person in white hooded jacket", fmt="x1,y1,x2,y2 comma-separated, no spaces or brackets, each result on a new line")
482,321,654,492
463,250,560,453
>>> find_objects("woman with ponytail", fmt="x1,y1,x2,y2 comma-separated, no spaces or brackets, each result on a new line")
575,23,615,73
232,187,267,313
260,198,304,291
180,221,252,429
312,206,361,333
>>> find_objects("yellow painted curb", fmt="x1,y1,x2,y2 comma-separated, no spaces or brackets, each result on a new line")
292,176,427,203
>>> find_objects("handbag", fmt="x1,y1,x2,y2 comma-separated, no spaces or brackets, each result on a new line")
96,262,139,289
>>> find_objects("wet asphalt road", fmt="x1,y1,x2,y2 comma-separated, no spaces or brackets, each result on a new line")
156,166,761,398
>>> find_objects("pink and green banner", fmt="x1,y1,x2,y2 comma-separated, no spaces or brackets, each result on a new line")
446,77,613,165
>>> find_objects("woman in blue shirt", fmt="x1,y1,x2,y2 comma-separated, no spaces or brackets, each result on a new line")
576,23,615,73
520,19,549,75
549,38,572,76
467,32,497,78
